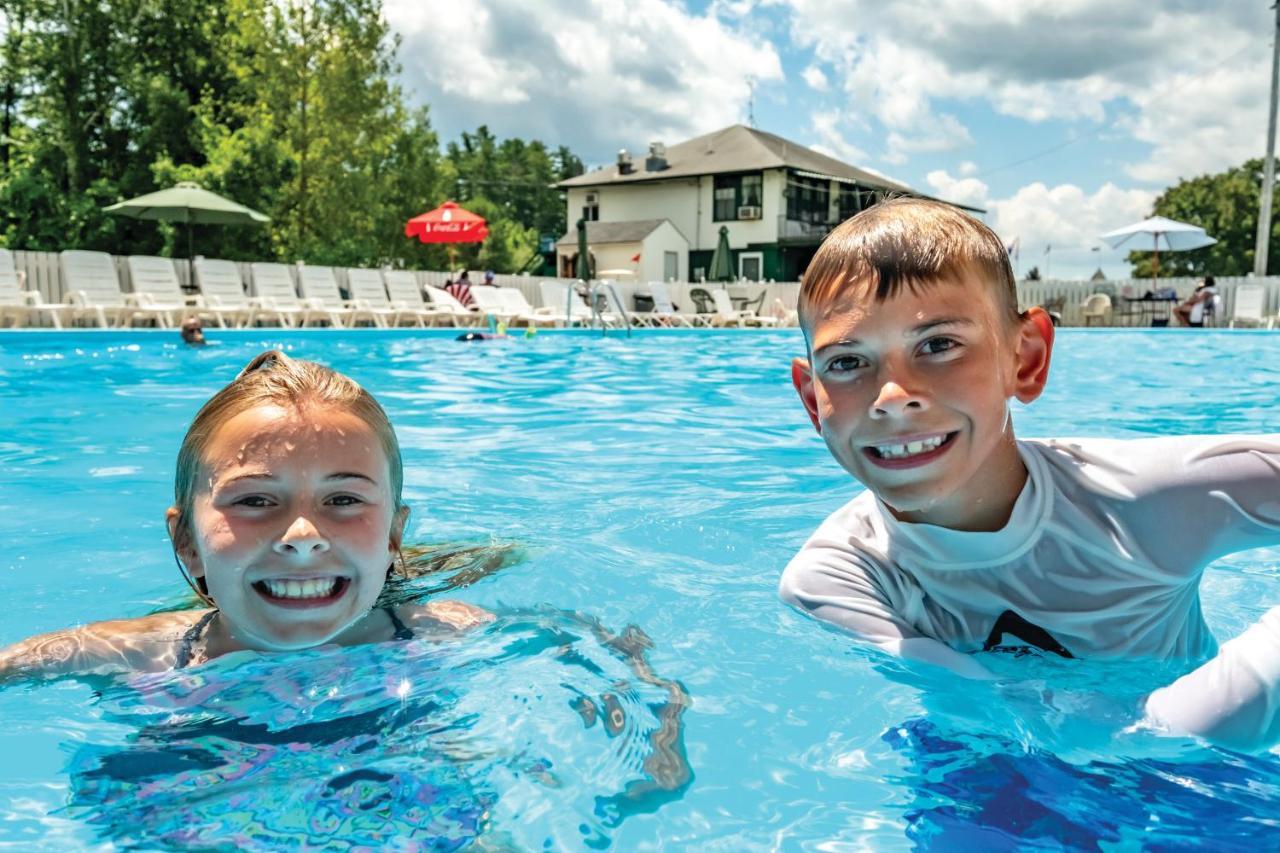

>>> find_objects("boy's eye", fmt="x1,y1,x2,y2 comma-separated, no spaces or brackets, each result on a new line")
826,354,868,372
920,336,960,356
327,494,366,507
233,495,276,508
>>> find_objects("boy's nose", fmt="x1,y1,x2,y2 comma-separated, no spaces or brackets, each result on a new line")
274,516,330,556
869,381,929,418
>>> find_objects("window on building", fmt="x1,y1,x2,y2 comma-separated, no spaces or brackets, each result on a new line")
713,172,765,220
582,192,599,222
837,186,870,222
785,174,831,225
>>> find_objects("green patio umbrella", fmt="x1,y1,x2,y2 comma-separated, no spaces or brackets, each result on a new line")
575,218,593,280
708,225,734,282
104,181,270,261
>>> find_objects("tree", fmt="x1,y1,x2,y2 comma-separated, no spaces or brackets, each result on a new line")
1129,159,1279,277
1024,266,1041,281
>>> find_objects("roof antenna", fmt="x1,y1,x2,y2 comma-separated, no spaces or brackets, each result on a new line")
747,77,756,128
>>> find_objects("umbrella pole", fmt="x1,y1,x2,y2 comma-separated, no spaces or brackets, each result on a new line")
448,245,456,274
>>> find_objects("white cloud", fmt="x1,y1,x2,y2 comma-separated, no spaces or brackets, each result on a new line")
385,0,784,163
779,0,1270,183
801,65,829,91
925,169,1156,277
810,109,868,164
958,161,978,177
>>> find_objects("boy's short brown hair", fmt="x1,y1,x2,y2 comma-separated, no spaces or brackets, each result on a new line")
799,197,1020,331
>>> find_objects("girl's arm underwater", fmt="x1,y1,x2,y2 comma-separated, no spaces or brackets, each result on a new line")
0,612,199,682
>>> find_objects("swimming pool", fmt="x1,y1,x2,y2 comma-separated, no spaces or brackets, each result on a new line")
1,328,1278,849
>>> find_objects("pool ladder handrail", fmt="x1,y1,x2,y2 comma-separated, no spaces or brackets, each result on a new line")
572,279,632,337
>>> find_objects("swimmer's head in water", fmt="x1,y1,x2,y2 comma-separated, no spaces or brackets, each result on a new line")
180,317,205,345
167,351,407,649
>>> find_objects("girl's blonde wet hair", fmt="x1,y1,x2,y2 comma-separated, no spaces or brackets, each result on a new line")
170,350,405,601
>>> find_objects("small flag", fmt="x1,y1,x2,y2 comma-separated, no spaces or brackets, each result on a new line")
630,252,641,262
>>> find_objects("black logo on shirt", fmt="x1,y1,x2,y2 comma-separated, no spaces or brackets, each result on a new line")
983,610,1074,658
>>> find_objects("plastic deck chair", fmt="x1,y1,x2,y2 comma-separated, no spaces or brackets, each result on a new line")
126,256,194,328
192,259,259,327
380,272,459,327
1229,284,1270,328
420,282,482,327
643,281,697,327
345,268,429,327
1081,293,1112,327
295,264,363,328
249,262,312,327
710,288,777,327
60,250,171,328
0,248,69,328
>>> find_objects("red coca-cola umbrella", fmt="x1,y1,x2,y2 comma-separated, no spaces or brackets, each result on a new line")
405,200,488,269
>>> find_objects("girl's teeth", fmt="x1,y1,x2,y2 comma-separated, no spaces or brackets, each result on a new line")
263,578,339,599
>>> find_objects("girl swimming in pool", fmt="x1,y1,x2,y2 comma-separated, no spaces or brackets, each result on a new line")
0,350,490,679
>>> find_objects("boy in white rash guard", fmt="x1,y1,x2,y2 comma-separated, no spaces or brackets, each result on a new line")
780,198,1280,751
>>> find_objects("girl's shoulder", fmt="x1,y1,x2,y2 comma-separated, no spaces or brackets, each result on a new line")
396,600,494,634
0,610,210,681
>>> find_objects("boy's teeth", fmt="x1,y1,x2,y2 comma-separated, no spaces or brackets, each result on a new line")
875,435,946,459
262,577,339,599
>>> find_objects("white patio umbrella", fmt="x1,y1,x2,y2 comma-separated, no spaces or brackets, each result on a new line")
1099,215,1216,280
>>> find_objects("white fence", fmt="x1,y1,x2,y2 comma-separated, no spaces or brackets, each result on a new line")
7,249,802,327
14,248,1275,329
1018,276,1280,326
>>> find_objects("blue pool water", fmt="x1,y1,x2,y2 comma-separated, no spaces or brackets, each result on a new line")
0,328,1278,849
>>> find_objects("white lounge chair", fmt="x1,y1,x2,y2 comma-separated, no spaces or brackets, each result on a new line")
0,248,68,328
60,250,172,328
344,268,430,327
126,256,195,328
249,262,316,327
383,272,461,327
192,259,259,327
536,281,601,327
422,284,483,327
296,264,366,328
469,286,526,326
642,281,697,327
710,288,777,327
1228,284,1273,328
768,298,800,327
1082,293,1112,327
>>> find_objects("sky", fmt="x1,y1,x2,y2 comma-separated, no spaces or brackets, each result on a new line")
384,0,1275,280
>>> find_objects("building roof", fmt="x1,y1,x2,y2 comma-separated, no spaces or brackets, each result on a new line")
555,219,671,247
557,124,980,209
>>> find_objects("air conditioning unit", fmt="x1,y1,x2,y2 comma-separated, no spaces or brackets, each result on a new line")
585,192,599,205
737,205,762,220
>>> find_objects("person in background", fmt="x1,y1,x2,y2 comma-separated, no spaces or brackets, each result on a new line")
180,317,206,346
482,271,497,286
1174,275,1218,327
444,272,473,307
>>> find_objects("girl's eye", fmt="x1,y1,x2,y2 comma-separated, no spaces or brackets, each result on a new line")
920,337,960,356
327,494,365,507
233,495,275,508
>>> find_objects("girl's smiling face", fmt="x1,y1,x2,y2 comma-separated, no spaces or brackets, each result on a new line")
173,403,405,651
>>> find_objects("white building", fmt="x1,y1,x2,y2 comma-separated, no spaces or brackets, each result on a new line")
556,124,978,282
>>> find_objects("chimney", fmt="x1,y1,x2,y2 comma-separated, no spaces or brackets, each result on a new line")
645,141,668,172
617,149,634,175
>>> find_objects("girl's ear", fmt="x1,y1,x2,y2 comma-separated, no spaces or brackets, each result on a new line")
166,506,204,579
1012,307,1054,404
389,505,410,553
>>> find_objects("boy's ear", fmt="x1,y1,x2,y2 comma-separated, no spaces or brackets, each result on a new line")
1012,307,1054,404
791,357,822,433
165,506,204,579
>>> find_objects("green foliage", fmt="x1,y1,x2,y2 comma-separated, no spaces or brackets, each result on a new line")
0,0,578,272
1129,158,1279,277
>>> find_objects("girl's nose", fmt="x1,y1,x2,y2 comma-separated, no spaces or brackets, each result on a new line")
870,380,929,419
273,515,330,556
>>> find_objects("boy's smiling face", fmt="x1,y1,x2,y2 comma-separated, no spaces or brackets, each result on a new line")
793,270,1053,531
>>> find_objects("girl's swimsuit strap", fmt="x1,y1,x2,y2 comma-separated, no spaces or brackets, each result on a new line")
385,606,415,641
174,609,219,670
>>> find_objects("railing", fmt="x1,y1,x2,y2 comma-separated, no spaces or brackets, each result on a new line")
776,215,838,242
